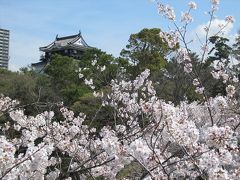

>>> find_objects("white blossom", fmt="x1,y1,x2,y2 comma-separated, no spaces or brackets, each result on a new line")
211,0,220,6
159,31,179,48
78,73,84,79
232,76,239,83
91,59,97,66
181,12,193,23
188,1,197,9
225,15,235,23
0,0,239,179
184,63,193,73
193,78,200,86
158,3,176,21
201,44,209,52
101,65,106,72
195,87,204,94
226,85,235,97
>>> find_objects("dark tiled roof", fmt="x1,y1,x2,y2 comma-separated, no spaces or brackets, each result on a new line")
31,61,47,66
56,34,79,40
40,32,90,52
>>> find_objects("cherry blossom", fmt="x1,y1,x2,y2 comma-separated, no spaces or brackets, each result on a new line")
188,1,197,10
226,85,236,97
158,3,176,21
225,15,235,23
181,12,193,23
0,0,239,179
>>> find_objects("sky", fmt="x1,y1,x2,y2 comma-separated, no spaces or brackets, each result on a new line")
0,0,239,71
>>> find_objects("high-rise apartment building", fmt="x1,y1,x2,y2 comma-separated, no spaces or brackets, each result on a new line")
0,28,10,69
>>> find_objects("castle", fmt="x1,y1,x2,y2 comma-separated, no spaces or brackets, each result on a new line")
32,32,92,72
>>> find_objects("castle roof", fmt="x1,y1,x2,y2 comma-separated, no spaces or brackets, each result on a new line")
39,32,91,52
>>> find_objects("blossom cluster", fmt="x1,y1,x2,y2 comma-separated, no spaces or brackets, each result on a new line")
0,0,239,179
77,54,107,90
159,31,179,49
158,3,176,21
0,71,239,179
0,95,18,112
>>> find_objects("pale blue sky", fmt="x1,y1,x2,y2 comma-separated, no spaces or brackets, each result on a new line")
0,0,239,71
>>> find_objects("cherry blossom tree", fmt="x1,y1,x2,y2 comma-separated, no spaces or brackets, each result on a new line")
0,0,239,179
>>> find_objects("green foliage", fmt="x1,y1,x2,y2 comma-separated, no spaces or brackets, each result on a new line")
120,28,172,77
79,48,121,88
0,69,60,115
232,32,240,60
1,31,238,132
44,54,91,105
153,57,202,104
42,51,118,128
232,32,240,79
206,36,232,67
71,92,114,130
116,161,145,179
202,36,233,96
45,54,80,87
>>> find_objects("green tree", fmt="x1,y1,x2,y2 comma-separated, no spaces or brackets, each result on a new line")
44,54,90,105
232,32,240,80
205,35,232,67
78,48,119,88
232,31,240,61
202,36,233,96
0,68,60,116
120,28,172,77
44,54,80,88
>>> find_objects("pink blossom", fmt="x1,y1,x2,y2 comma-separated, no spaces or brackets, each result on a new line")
225,15,235,23
181,12,193,23
188,1,197,9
